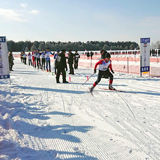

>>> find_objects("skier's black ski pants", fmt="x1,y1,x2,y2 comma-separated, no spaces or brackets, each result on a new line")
95,69,113,85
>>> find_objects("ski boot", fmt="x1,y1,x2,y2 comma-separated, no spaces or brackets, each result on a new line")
89,86,94,95
109,84,116,90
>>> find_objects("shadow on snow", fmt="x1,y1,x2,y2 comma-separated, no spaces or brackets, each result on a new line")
0,100,95,159
0,140,97,160
11,85,87,94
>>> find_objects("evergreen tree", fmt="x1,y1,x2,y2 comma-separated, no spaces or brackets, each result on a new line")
25,47,29,52
129,44,134,50
6,40,140,51
38,43,45,51
125,46,128,50
31,44,37,51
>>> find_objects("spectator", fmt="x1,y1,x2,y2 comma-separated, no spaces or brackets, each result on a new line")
68,49,75,74
90,51,94,59
8,51,14,71
74,51,80,69
87,52,90,59
100,49,107,59
56,49,68,83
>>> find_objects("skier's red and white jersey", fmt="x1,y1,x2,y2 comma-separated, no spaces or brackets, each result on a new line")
32,52,36,58
94,59,113,71
32,52,35,61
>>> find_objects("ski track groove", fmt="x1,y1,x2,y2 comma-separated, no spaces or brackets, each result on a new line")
70,102,111,159
61,84,114,159
23,76,160,159
104,88,160,160
76,86,158,160
125,81,160,96
57,89,102,159
64,85,106,158
121,81,160,139
72,92,150,159
72,89,133,158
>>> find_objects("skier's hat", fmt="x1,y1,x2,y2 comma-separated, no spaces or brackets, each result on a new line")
102,52,111,59
106,53,111,58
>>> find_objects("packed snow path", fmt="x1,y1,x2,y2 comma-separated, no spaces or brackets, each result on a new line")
0,59,160,160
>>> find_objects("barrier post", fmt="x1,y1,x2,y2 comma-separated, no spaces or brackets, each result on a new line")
140,55,142,77
127,57,129,73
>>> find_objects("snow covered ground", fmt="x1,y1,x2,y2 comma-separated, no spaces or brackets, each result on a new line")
0,58,160,160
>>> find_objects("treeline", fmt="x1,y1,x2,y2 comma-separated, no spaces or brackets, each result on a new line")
7,40,139,52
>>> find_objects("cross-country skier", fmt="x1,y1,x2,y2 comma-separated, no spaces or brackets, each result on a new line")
32,50,36,68
36,50,41,69
45,48,54,72
54,50,60,74
41,50,46,70
28,52,32,66
89,52,115,93
23,52,27,65
100,49,109,78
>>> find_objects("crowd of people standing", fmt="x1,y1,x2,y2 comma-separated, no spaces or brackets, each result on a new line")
20,49,80,83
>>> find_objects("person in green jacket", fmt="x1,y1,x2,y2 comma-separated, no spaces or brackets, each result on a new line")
8,51,14,71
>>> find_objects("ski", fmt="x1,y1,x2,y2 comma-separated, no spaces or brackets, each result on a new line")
100,88,124,92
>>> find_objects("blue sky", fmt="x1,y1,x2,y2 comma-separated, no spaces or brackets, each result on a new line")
0,0,160,44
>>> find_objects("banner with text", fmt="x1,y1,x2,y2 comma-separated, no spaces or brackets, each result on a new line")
140,38,150,72
0,36,10,79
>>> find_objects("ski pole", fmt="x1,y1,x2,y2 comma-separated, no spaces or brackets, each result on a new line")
82,73,95,85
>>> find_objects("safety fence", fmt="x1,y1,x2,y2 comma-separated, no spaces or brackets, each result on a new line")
79,54,160,77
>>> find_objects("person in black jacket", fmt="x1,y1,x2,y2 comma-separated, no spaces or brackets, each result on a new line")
56,49,68,83
74,51,80,69
68,50,74,74
90,51,94,59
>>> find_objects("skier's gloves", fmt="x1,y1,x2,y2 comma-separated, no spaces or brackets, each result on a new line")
66,68,68,71
94,69,96,74
111,70,114,74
